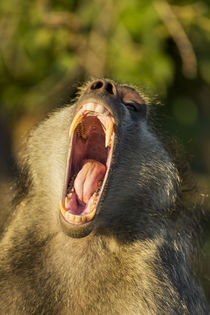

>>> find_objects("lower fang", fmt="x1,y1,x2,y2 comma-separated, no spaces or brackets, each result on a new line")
65,197,69,208
59,201,66,216
86,207,96,222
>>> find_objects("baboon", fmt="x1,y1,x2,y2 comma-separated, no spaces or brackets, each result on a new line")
0,79,209,314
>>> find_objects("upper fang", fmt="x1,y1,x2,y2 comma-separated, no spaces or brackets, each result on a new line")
69,110,83,137
105,120,114,147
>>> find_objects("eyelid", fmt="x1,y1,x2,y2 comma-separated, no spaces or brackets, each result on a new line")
124,100,136,105
123,100,138,111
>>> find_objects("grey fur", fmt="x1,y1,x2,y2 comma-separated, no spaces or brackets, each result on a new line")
0,80,209,314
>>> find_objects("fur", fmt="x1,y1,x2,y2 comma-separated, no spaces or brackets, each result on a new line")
0,80,209,314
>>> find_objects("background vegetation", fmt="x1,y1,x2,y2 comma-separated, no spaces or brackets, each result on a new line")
0,0,210,299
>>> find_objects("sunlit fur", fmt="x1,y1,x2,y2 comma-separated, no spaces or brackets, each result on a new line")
0,80,208,314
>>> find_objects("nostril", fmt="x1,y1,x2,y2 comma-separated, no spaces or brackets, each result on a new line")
90,80,103,90
88,80,117,96
106,82,114,95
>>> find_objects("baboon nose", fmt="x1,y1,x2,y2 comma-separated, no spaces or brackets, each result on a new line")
88,80,117,96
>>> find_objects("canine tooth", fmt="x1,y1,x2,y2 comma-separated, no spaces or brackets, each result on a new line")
59,201,67,216
86,103,95,111
86,207,96,222
65,197,69,208
105,120,114,147
69,111,83,137
67,192,72,198
95,104,105,114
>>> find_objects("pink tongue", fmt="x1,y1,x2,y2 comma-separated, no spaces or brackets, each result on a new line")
74,159,106,204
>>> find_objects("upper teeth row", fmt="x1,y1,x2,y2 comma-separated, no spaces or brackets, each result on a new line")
82,103,109,115
69,103,114,148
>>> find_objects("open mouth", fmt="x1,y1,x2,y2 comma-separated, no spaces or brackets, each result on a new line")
59,103,115,225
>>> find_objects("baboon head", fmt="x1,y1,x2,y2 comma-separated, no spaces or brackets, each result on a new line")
57,79,179,239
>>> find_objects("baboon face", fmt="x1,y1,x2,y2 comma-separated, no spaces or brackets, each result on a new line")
59,80,179,238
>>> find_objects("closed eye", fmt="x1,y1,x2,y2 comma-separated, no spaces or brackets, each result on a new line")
124,101,138,112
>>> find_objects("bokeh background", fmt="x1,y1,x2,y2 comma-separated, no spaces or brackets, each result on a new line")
0,0,210,300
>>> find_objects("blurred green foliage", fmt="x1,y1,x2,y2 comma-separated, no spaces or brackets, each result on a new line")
0,0,210,116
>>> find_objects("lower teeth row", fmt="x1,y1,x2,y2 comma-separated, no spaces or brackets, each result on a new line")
60,188,99,224
66,206,96,224
60,201,96,224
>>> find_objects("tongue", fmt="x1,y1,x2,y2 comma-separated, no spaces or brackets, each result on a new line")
74,159,106,204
